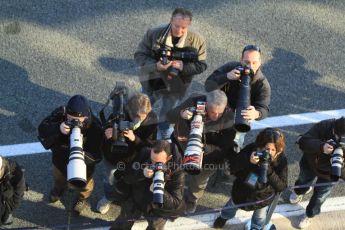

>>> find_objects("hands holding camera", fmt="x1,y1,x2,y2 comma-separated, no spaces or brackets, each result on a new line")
250,152,260,165
241,106,260,121
227,68,241,80
60,122,71,135
104,128,136,142
180,108,194,120
323,140,335,154
143,166,154,178
157,60,183,72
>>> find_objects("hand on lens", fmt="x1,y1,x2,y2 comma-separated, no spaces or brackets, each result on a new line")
157,60,172,71
241,106,259,121
250,152,260,165
60,122,71,135
180,108,193,120
323,142,334,154
143,167,154,178
105,128,113,140
123,129,135,142
171,60,183,71
227,69,241,80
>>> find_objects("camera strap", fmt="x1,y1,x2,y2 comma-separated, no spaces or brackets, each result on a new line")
158,23,171,48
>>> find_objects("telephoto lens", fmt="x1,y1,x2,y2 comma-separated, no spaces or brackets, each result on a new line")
152,163,165,208
183,101,206,175
256,150,270,184
330,146,344,181
67,120,87,188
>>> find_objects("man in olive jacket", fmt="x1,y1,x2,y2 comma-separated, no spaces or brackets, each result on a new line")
289,117,345,229
134,7,207,140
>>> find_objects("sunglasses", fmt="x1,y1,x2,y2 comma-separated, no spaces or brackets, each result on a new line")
242,45,261,54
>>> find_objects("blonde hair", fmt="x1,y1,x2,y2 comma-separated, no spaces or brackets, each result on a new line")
127,93,152,118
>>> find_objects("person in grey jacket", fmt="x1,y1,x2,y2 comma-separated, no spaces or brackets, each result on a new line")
205,45,271,151
134,7,207,140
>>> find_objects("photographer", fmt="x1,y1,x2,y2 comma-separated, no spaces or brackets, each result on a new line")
111,140,185,230
97,93,158,214
166,89,236,214
134,7,207,140
214,128,287,229
289,117,345,229
0,156,26,226
38,95,103,214
205,45,270,150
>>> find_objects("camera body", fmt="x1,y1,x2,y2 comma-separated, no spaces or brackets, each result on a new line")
183,101,206,175
234,65,254,133
327,138,345,181
67,119,87,188
151,162,167,208
112,120,134,149
255,150,271,184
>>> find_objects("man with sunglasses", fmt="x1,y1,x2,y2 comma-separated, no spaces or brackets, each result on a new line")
134,7,207,141
205,45,271,151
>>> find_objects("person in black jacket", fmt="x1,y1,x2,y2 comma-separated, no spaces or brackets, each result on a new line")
111,140,185,230
134,8,207,140
38,95,103,214
205,45,271,151
97,93,158,215
166,89,236,214
0,156,26,226
214,128,287,229
289,117,345,229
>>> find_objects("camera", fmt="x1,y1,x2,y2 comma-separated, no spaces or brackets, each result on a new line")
112,120,134,148
255,150,271,184
234,65,254,133
327,138,345,181
66,119,87,188
183,101,206,175
150,162,167,208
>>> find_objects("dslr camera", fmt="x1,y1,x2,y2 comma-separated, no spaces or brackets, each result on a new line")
183,101,206,175
255,150,271,184
326,138,345,181
66,119,87,188
150,162,167,208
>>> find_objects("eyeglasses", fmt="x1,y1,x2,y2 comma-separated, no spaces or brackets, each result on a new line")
242,45,261,54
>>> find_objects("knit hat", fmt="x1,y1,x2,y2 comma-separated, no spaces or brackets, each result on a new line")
66,95,90,117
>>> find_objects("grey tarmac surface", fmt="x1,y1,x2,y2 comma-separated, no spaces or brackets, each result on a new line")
1,0,345,229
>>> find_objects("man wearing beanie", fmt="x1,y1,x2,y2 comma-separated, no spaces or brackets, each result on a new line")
38,95,103,214
0,156,26,226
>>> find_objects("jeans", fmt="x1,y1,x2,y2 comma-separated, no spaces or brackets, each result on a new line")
221,199,270,230
102,159,119,201
143,88,181,136
294,154,334,218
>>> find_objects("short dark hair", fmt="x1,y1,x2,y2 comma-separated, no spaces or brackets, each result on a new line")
172,8,193,21
152,140,172,156
242,44,261,56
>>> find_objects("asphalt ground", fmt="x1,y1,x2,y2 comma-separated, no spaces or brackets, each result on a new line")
1,0,345,229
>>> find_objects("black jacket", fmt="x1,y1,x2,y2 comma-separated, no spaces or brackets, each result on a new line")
38,106,103,178
119,145,185,218
205,61,271,120
0,159,26,222
166,94,236,165
230,143,288,211
298,119,345,180
102,111,158,165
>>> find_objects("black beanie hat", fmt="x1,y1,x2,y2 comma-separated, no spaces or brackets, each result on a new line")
66,95,90,117
334,117,345,136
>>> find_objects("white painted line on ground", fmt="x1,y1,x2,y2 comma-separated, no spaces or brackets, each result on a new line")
129,196,345,230
2,108,345,157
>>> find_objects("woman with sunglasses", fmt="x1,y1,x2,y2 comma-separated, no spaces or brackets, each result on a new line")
213,128,287,229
